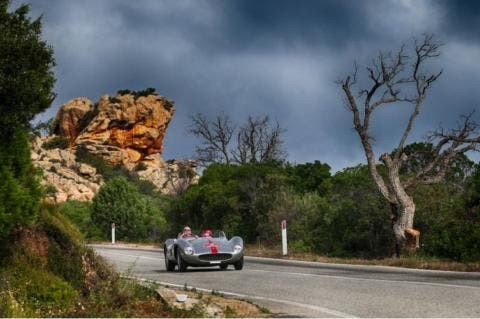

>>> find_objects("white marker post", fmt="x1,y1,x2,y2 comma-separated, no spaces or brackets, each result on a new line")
111,223,116,245
281,219,287,256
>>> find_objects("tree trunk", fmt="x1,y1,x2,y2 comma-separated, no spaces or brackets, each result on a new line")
391,195,419,257
385,160,420,257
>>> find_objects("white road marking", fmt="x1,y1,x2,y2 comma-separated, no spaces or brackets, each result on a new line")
124,276,358,318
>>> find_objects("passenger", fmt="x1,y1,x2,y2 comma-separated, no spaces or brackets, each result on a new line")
201,229,213,238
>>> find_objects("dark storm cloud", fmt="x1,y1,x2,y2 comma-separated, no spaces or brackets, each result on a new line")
11,0,480,170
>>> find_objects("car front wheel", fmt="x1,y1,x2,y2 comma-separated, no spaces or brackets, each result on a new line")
233,256,243,270
176,252,188,272
165,250,175,271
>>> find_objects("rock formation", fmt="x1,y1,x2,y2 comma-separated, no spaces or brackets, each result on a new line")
31,136,103,202
32,90,197,203
53,97,93,142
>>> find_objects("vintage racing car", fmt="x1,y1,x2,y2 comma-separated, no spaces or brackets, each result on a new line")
163,230,244,272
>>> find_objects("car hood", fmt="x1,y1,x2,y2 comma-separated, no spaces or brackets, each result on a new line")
189,238,231,252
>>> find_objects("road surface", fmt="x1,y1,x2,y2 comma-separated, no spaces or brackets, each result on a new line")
93,245,480,318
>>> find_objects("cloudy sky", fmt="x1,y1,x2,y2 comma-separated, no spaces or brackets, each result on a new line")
12,0,480,171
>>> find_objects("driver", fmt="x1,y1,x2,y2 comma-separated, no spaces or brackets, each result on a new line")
179,226,197,239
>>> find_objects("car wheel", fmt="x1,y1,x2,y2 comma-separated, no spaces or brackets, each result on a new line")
164,250,175,271
233,256,243,270
219,264,228,270
176,252,188,272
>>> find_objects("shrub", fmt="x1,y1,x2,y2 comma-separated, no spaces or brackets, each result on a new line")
134,162,148,171
117,89,132,95
92,177,166,241
59,200,102,240
42,136,70,150
44,184,57,196
0,265,77,316
108,96,122,104
75,145,159,197
0,130,42,241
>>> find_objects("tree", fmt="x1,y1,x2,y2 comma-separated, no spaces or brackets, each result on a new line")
233,115,286,164
0,2,56,136
339,34,480,256
285,160,331,194
188,113,286,166
91,177,165,241
188,113,235,166
0,1,55,239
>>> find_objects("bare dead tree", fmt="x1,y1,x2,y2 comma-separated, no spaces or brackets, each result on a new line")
339,34,480,256
188,113,236,166
189,113,287,166
233,115,287,164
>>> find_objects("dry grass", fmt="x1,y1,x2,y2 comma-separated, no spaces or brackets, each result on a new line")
245,244,480,272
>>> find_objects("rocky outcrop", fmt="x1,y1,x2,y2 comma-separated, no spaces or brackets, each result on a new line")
136,154,197,195
31,90,197,203
53,97,93,142
31,136,103,202
58,93,175,166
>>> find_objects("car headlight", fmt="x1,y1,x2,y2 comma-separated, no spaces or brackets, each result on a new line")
234,245,243,253
184,247,194,255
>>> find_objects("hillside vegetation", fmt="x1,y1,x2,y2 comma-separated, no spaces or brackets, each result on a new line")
0,203,185,317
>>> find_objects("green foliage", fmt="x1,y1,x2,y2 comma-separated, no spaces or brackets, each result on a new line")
59,200,103,240
395,142,474,185
0,129,42,241
44,183,57,196
134,161,148,171
75,145,158,196
108,96,122,104
117,89,132,95
0,2,54,241
116,88,157,99
285,160,331,193
168,163,287,242
92,177,167,241
42,135,70,150
0,265,77,316
415,173,480,261
0,2,56,137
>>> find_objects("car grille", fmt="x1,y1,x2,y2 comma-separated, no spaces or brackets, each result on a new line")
199,253,232,261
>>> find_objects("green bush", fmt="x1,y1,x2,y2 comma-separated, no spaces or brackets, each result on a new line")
0,130,42,242
59,200,102,240
42,135,70,150
415,182,480,261
44,184,57,196
75,145,159,197
134,162,148,171
92,177,167,241
0,265,77,316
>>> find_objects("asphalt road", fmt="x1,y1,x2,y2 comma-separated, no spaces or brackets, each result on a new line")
93,245,480,318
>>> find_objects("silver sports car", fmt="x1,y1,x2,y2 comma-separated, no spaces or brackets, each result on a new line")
163,230,244,272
